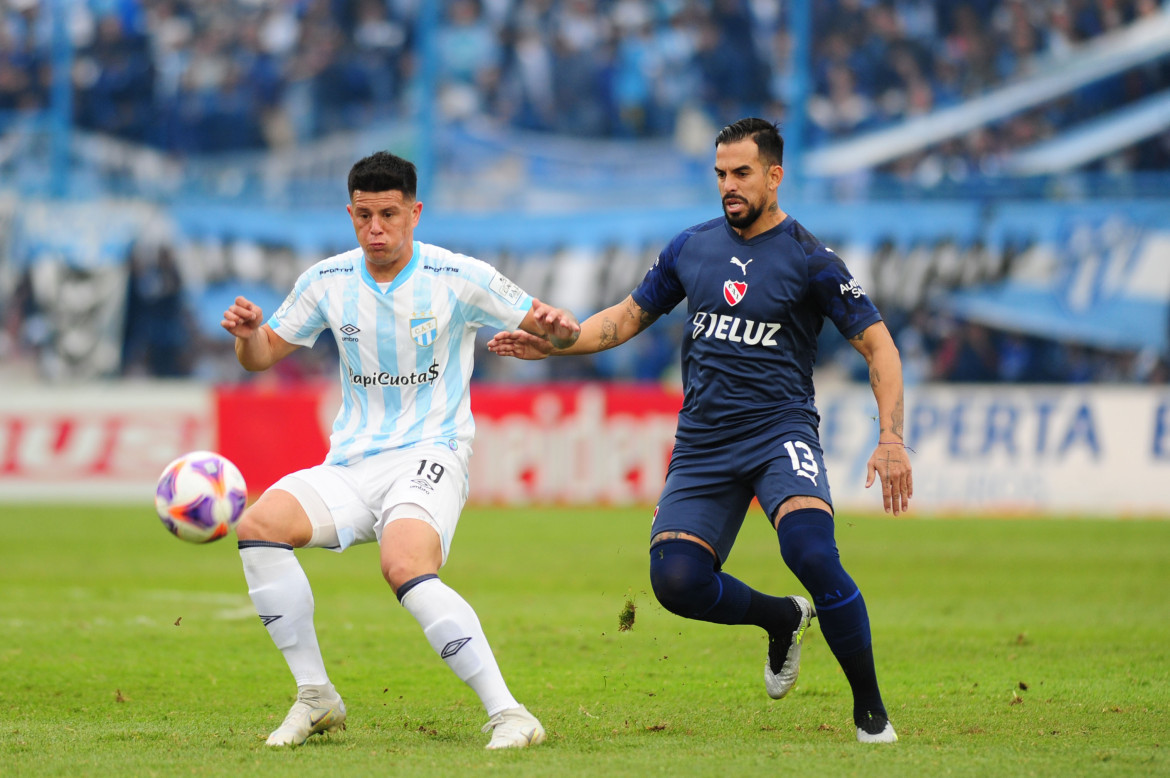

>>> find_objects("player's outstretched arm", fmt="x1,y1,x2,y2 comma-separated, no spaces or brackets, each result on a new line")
848,320,913,516
489,294,658,360
221,295,299,371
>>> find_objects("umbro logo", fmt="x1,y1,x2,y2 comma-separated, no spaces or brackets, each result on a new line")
340,324,360,335
259,614,282,626
441,637,472,658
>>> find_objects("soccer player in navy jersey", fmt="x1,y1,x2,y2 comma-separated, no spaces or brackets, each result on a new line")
488,117,912,743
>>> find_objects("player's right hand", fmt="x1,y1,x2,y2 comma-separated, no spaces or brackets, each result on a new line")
221,296,264,338
487,330,555,360
530,298,580,349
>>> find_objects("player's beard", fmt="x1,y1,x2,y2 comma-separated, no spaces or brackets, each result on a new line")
722,197,764,231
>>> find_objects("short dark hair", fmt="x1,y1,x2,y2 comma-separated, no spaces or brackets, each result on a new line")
348,151,417,199
715,118,784,167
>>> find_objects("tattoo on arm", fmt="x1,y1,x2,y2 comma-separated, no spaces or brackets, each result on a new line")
599,319,619,350
623,296,658,333
880,397,906,441
849,330,865,344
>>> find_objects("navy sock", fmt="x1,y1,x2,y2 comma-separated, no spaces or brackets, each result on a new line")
649,540,793,631
840,645,886,720
777,508,884,712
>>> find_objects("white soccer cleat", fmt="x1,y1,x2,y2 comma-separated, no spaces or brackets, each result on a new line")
265,684,347,746
482,704,546,749
856,710,898,743
764,595,815,699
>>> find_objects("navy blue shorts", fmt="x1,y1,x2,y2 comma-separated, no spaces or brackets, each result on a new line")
650,418,833,566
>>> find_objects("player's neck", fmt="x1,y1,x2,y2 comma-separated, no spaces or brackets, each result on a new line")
365,254,410,284
733,206,788,241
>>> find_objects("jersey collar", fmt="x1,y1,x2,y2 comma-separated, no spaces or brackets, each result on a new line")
723,214,794,245
361,241,420,294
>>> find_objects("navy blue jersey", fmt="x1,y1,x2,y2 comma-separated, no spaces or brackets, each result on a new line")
632,215,881,444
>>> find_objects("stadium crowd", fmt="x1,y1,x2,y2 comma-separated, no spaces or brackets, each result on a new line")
2,0,1168,384
1,0,1168,174
1,228,1165,387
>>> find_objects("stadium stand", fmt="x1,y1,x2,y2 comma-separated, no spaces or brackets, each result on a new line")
1,0,1168,384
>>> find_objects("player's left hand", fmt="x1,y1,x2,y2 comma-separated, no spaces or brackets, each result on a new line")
865,442,913,516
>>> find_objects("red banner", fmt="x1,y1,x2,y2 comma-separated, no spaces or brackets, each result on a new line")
215,382,332,494
213,382,682,502
469,383,681,504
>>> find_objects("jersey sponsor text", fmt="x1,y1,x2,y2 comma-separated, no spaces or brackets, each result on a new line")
349,362,440,388
691,311,781,346
840,278,866,298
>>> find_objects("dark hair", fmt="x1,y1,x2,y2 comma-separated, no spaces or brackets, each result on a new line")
715,118,784,167
347,151,417,199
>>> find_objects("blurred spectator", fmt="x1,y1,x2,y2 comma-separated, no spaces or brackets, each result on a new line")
121,241,193,377
931,320,1000,382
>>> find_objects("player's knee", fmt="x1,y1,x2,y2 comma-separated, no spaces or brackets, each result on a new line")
649,540,717,618
235,492,310,546
781,542,840,582
382,555,437,593
776,508,840,581
380,518,443,593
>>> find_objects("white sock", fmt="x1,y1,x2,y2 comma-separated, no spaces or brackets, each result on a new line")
240,543,330,688
400,577,520,716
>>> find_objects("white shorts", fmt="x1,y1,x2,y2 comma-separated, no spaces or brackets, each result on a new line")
267,447,469,564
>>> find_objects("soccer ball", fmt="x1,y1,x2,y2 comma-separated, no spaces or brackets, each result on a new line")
155,451,248,543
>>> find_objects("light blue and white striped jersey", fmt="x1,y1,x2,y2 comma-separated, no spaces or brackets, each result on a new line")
267,241,532,466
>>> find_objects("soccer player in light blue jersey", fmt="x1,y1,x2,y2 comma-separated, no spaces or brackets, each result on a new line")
221,151,579,749
489,118,912,744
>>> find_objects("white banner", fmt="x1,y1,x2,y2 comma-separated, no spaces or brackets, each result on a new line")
469,384,1170,517
1,382,1167,517
809,384,1170,516
0,385,214,500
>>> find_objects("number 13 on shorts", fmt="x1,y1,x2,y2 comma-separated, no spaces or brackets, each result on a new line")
783,440,820,486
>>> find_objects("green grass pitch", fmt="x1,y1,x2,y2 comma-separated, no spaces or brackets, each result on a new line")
2,502,1167,777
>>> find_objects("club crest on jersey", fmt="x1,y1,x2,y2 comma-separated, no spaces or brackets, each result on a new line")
410,314,437,347
724,280,747,306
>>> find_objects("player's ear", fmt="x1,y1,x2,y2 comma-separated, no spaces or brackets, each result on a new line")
411,199,423,225
770,164,784,191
